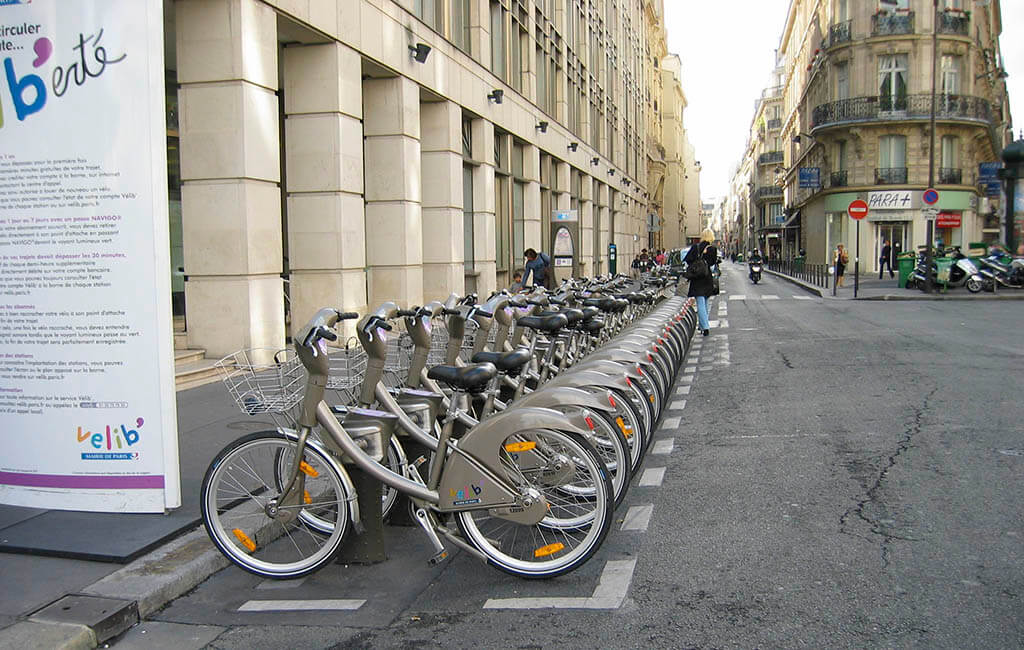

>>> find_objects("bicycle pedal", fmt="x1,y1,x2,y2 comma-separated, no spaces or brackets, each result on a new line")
428,550,449,565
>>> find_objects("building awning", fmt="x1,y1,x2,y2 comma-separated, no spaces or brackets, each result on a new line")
781,210,801,229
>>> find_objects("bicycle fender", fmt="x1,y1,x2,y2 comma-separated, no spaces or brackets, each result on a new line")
278,429,361,530
512,385,614,413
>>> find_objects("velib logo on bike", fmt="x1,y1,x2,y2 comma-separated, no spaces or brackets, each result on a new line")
450,479,485,506
77,417,144,460
0,18,126,128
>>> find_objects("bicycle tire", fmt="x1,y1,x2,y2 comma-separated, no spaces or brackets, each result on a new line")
201,432,349,579
456,429,613,579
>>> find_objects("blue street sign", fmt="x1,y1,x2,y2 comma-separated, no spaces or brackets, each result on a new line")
798,167,820,189
979,162,1002,197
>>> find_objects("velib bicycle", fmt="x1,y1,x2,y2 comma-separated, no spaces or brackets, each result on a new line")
201,308,613,580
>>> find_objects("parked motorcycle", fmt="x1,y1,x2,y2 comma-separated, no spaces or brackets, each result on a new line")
975,252,1024,289
906,246,984,293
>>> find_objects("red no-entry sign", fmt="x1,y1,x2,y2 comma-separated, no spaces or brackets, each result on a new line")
848,199,869,220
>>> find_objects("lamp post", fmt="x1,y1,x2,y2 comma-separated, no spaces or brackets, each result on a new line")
924,0,938,293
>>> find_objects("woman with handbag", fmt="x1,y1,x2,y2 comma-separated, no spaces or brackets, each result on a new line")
684,228,719,337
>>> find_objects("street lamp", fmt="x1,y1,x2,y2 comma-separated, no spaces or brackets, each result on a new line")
924,0,939,293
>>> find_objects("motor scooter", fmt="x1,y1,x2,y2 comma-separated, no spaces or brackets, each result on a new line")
906,247,984,292
748,261,762,284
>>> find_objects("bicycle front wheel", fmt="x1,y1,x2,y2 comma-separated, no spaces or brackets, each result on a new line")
201,432,350,579
456,429,613,579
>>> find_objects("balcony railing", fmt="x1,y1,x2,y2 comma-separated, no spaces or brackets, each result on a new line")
825,20,852,49
875,167,908,184
938,167,962,184
754,186,783,202
830,170,848,187
811,93,993,130
758,151,784,165
938,11,969,36
872,11,914,36
766,118,782,130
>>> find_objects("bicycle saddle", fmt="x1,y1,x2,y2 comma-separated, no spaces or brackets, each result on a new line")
517,314,568,332
583,297,618,312
577,319,604,334
427,362,496,392
581,306,600,321
471,348,531,374
538,309,583,327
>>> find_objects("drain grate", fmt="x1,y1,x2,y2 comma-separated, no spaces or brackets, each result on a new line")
30,594,138,644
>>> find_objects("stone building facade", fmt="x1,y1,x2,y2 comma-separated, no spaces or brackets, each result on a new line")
730,0,1012,270
164,0,692,357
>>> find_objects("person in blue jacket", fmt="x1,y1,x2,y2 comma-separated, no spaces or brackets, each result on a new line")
523,248,550,288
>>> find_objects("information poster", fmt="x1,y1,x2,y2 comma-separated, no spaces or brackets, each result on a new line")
0,0,179,512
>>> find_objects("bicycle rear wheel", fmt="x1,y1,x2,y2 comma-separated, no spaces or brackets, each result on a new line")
201,432,349,579
456,429,613,579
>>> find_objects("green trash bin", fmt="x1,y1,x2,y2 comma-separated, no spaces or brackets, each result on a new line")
793,255,806,273
897,252,916,288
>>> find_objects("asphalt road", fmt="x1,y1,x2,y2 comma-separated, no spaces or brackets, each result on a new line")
128,263,1024,649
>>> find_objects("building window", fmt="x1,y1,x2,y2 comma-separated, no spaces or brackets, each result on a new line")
490,1,507,81
836,61,849,100
838,0,849,22
495,131,510,272
464,164,475,271
835,139,847,170
879,0,909,10
878,54,908,111
415,0,445,31
451,0,471,54
941,54,961,95
943,0,963,9
878,134,907,183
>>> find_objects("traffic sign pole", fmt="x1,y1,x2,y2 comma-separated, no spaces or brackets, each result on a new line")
922,188,939,294
846,200,869,298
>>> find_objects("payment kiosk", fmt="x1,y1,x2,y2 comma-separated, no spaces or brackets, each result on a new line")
551,210,578,284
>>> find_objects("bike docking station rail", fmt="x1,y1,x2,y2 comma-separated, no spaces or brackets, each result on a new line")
0,275,703,648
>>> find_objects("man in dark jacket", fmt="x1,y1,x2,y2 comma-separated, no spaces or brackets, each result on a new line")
879,239,893,279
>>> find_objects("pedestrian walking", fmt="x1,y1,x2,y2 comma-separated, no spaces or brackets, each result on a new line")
684,228,718,337
879,239,894,279
834,243,849,288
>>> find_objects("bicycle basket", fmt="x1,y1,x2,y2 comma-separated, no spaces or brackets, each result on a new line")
384,332,414,373
459,318,482,362
217,348,305,417
426,319,450,366
326,340,367,391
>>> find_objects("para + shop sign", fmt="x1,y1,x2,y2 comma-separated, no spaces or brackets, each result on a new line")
868,191,913,210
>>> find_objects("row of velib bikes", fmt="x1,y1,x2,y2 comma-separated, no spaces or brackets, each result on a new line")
201,272,698,582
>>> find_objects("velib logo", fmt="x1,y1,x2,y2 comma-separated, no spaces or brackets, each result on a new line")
77,417,143,460
0,23,126,128
450,479,486,506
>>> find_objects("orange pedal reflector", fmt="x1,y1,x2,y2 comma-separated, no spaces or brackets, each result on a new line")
232,529,256,552
505,441,537,452
615,416,634,438
534,542,565,557
300,461,319,478
584,416,596,430
304,490,312,504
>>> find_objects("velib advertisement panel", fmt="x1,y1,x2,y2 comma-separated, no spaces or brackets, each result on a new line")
0,0,179,512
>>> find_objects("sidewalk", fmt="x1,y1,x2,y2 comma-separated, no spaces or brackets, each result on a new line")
763,266,1024,301
0,381,263,649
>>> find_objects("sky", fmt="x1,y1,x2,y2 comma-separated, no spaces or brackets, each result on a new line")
663,1,1024,201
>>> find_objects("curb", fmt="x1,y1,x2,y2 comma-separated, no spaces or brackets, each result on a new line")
762,268,1024,300
0,525,226,650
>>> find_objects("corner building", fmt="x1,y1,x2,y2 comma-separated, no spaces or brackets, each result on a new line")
735,0,1012,271
167,0,670,357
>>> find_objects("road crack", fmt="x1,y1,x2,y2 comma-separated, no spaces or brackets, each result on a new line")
838,388,937,567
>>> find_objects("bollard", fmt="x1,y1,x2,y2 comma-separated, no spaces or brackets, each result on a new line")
336,465,387,564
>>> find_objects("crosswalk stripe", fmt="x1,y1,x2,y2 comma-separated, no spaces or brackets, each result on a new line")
793,295,814,300
239,600,365,612
638,467,666,486
621,505,655,531
651,439,674,455
728,295,746,301
762,295,780,300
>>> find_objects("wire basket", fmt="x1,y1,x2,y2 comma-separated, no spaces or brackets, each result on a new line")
384,333,414,373
217,348,305,418
426,319,450,366
459,319,482,362
327,340,367,391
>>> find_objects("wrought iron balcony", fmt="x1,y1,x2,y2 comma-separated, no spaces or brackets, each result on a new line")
875,167,908,185
766,118,782,130
758,151,784,165
938,167,962,184
938,11,969,36
754,186,783,202
872,11,914,36
811,93,993,130
824,20,852,49
830,170,848,188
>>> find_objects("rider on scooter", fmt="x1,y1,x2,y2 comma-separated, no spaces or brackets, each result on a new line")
748,249,763,281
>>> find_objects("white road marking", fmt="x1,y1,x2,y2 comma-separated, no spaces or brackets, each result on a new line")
483,559,637,609
699,365,714,371
651,439,674,455
793,295,815,300
729,295,746,300
683,367,696,374
660,416,681,429
638,467,666,486
621,505,654,531
670,399,687,410
677,375,693,384
719,319,729,328
762,295,780,300
676,385,691,395
238,600,365,612
255,578,307,590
